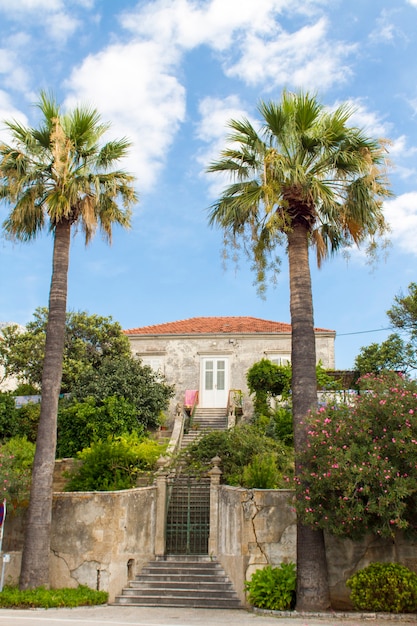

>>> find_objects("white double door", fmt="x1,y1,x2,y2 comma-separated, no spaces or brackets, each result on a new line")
200,357,229,408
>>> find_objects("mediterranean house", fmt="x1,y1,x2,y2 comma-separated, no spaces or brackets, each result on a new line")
124,316,335,418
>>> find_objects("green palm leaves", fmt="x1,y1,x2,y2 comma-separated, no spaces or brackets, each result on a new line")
207,90,391,274
0,91,137,243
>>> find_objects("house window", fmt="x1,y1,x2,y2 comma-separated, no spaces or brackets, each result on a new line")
138,355,164,373
269,354,291,367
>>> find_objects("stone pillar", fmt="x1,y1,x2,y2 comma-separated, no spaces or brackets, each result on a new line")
208,455,222,557
154,456,169,557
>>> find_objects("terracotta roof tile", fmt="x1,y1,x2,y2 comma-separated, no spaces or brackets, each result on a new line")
124,316,333,335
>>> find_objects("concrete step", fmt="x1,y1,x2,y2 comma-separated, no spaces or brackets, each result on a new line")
116,594,242,608
114,557,242,609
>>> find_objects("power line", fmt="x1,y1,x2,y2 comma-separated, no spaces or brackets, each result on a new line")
337,327,394,337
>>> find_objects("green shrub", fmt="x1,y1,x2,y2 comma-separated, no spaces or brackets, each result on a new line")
242,452,282,489
346,562,417,613
65,432,165,491
247,360,291,417
0,436,35,510
266,406,293,445
245,563,296,610
14,401,41,442
0,392,18,440
57,396,145,457
0,584,108,608
178,423,293,486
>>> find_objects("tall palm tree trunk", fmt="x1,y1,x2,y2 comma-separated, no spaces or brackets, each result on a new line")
19,219,71,589
287,222,330,611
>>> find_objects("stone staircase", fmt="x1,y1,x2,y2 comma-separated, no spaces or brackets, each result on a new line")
114,555,242,608
181,407,228,448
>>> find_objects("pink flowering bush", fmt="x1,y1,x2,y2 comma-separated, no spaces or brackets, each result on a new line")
294,373,417,539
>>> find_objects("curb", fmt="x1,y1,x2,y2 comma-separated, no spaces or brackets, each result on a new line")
253,608,417,621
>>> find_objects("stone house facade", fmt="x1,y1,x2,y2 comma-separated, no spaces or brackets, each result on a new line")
124,316,336,418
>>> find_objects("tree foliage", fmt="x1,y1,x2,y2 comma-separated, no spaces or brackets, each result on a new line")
57,396,145,458
0,308,131,393
246,359,291,416
178,423,293,487
354,333,414,375
295,372,417,539
387,282,417,337
355,282,417,374
69,355,174,430
0,436,35,511
64,432,165,491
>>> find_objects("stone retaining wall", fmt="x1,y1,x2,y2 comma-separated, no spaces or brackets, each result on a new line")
3,484,417,607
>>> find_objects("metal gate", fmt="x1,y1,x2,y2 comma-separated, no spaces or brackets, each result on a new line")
165,477,210,555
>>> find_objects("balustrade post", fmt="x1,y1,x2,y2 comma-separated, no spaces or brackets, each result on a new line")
208,455,222,557
154,456,169,557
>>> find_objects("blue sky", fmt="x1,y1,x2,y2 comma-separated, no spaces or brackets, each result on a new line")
1,0,417,370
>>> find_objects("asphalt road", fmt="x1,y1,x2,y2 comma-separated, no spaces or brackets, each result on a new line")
0,606,414,626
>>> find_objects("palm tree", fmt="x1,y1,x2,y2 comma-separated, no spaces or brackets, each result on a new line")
207,91,391,610
0,92,137,589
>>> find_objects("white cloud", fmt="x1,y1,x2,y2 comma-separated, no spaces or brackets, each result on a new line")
196,95,255,196
384,192,417,256
45,12,81,42
225,17,354,91
0,90,29,143
64,41,186,192
120,0,353,91
407,0,417,7
369,9,404,44
0,49,30,92
0,0,90,44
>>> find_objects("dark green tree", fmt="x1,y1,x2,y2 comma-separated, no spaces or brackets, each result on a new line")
70,355,174,430
355,333,414,375
0,308,131,393
355,282,417,375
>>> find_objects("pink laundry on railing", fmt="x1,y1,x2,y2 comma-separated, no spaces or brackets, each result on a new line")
184,390,198,408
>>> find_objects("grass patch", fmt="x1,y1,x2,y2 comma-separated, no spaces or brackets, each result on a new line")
0,584,108,608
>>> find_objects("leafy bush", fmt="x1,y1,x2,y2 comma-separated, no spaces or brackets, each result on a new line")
247,359,291,416
65,432,165,491
294,373,417,539
14,401,41,442
0,436,35,510
266,406,293,445
0,584,108,608
179,423,293,486
346,562,417,613
245,563,296,610
242,452,282,489
57,396,145,457
0,392,18,440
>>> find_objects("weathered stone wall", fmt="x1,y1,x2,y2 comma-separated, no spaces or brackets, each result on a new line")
3,486,157,602
5,483,417,608
213,486,417,609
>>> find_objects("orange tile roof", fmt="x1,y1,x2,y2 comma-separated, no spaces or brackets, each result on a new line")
124,316,333,335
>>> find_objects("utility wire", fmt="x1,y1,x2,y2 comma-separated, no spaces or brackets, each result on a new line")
337,326,395,337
